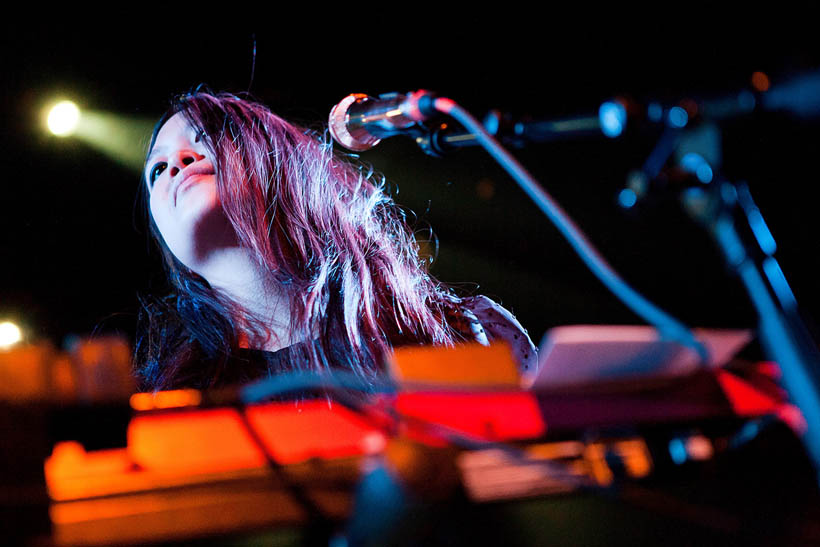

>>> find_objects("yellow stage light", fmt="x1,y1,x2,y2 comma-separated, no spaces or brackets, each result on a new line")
47,100,81,137
0,321,22,348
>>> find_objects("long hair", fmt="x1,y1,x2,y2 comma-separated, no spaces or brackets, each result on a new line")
135,91,460,390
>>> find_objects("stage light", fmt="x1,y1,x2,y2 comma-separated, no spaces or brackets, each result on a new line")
668,438,687,464
751,71,771,92
618,188,637,209
667,106,689,128
680,153,714,183
0,321,22,349
647,102,663,122
39,95,156,171
47,100,81,137
599,101,626,138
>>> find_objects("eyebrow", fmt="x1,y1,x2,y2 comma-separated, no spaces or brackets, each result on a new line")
145,125,203,165
145,146,165,164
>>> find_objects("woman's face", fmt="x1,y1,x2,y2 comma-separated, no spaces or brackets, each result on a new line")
144,112,232,271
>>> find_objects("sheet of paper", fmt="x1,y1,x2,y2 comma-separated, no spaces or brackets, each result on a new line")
523,325,753,389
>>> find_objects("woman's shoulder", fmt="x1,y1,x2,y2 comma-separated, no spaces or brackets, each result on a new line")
440,293,538,374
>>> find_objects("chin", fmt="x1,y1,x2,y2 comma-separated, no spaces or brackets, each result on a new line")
175,206,237,269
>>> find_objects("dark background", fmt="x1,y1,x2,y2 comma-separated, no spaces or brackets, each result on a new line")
2,25,820,352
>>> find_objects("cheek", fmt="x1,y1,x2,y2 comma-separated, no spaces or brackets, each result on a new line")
148,192,175,244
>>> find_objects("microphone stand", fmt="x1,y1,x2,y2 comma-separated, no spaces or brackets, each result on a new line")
425,95,820,484
331,80,820,482
617,79,820,482
681,175,820,484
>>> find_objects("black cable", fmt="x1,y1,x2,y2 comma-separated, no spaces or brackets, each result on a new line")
233,402,337,545
241,370,589,492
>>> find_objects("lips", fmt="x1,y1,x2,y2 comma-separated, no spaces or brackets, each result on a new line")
173,163,215,205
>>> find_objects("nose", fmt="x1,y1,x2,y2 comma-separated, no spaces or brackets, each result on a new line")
168,149,205,177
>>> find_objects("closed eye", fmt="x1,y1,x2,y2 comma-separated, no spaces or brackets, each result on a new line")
148,161,167,186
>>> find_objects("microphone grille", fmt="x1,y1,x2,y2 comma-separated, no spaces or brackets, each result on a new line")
328,94,382,151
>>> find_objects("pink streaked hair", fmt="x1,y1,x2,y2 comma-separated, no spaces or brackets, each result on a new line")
136,91,460,390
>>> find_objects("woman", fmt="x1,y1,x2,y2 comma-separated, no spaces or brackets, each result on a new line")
135,90,535,391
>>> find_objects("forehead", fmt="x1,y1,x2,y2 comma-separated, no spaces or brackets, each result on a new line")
147,113,196,160
158,112,193,137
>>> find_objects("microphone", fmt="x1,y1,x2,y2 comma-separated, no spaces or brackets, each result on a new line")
328,90,438,151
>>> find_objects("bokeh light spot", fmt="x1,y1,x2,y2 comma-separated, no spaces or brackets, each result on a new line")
0,321,22,349
751,71,770,92
47,100,80,136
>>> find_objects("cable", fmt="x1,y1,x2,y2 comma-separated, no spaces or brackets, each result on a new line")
240,369,396,404
433,97,708,362
233,403,338,543
240,371,589,493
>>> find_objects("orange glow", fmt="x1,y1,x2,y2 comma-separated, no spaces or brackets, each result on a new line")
751,71,771,92
244,402,384,464
129,389,202,411
583,443,613,486
580,439,652,485
527,441,585,459
389,342,520,388
611,439,652,477
0,342,55,401
128,408,265,473
45,441,135,501
127,401,382,475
